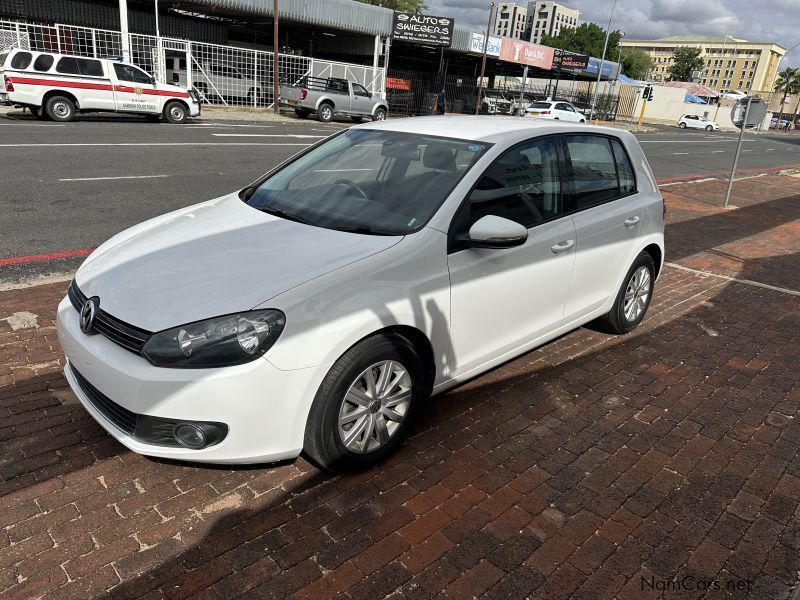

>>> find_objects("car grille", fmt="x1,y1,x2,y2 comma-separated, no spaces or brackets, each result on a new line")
68,280,152,354
70,365,137,435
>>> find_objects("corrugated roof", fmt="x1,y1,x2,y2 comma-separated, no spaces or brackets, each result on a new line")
656,81,719,98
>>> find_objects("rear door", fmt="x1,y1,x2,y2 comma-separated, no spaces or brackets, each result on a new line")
111,63,160,114
561,134,645,323
54,56,115,111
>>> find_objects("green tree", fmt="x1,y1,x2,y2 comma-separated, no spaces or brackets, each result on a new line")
775,67,800,128
355,0,425,12
620,48,653,80
666,47,704,82
541,23,622,59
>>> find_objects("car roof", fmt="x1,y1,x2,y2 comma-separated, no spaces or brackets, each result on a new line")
355,116,627,144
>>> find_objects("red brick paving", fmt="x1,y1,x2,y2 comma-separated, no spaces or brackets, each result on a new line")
0,175,798,599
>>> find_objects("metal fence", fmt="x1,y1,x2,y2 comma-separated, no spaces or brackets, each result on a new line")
0,19,386,107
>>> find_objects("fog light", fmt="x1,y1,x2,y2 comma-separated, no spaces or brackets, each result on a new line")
173,423,208,449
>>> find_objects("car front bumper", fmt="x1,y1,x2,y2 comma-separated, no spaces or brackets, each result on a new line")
57,295,328,464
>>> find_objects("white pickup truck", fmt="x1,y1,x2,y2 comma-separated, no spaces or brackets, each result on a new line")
280,76,388,123
0,48,201,123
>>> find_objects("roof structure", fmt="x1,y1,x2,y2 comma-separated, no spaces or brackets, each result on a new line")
656,81,719,98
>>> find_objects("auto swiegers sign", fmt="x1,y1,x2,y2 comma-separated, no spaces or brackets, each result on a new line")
391,12,454,46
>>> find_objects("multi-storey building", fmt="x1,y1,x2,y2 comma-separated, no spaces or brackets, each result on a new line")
493,2,528,39
524,1,580,44
619,35,786,93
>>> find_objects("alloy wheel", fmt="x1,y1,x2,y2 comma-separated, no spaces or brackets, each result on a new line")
623,266,651,322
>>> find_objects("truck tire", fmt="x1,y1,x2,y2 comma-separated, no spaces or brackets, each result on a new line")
317,103,334,123
372,108,387,122
294,109,310,119
164,101,188,124
46,95,75,122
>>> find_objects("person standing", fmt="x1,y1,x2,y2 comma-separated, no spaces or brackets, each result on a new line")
433,89,446,115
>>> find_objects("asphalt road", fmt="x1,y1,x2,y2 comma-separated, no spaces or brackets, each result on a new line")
2,113,800,283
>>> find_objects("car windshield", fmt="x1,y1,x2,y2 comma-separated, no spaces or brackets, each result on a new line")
244,129,489,235
530,102,552,109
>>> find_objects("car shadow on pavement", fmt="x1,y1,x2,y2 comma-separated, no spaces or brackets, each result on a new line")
1,183,798,598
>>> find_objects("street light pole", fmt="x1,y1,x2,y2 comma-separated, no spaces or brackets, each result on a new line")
118,0,130,62
589,0,618,122
273,0,279,113
475,2,495,115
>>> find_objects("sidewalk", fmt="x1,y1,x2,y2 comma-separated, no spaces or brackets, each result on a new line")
0,176,798,599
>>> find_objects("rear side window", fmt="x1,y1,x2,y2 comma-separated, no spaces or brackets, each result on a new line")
564,135,636,209
56,57,80,74
33,54,54,72
10,51,32,69
56,57,103,76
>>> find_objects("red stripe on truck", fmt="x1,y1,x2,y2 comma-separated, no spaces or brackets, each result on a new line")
9,77,189,98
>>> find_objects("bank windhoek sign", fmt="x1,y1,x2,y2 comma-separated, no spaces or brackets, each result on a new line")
391,12,454,46
499,39,554,69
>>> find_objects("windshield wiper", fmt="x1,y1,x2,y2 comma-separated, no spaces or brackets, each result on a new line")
330,225,400,236
257,207,317,226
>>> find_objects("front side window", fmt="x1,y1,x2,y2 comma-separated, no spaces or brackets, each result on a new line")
244,130,489,235
564,135,635,209
10,51,32,69
353,84,370,97
113,63,152,84
456,137,562,235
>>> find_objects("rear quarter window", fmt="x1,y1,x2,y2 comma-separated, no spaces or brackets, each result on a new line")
10,51,33,70
33,54,54,72
56,57,80,74
77,58,103,77
565,135,636,209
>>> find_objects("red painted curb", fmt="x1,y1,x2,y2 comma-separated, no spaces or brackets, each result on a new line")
0,248,94,267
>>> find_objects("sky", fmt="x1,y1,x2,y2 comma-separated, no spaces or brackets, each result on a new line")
426,0,800,67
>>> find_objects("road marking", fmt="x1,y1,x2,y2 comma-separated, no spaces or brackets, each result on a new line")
638,139,746,143
0,248,93,267
188,123,276,128
666,263,800,297
210,133,327,138
711,150,725,153
0,272,74,292
0,142,313,147
766,148,775,151
672,152,689,155
0,123,67,127
314,168,375,172
59,174,169,182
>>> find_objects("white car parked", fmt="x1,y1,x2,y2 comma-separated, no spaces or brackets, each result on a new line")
678,114,720,131
57,117,665,472
524,100,586,122
165,56,261,104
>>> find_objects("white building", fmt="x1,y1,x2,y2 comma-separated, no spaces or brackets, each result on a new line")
493,2,528,39
525,1,580,44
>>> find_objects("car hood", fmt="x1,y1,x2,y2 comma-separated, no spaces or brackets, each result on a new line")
75,193,402,332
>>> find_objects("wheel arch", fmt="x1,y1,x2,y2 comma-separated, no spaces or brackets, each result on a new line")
642,243,663,279
163,98,190,114
316,98,335,112
42,89,79,110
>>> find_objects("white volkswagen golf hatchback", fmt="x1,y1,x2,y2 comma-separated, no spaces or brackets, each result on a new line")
58,116,665,472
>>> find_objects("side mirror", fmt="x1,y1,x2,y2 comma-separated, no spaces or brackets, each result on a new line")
150,76,157,85
461,215,528,249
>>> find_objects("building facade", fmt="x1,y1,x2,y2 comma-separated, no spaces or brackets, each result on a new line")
493,2,528,39
525,1,580,44
620,35,786,93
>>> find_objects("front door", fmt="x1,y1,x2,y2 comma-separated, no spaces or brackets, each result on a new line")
350,83,373,116
447,136,577,375
112,63,160,114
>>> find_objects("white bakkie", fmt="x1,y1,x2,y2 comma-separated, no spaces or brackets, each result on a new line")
0,48,200,123
57,117,665,473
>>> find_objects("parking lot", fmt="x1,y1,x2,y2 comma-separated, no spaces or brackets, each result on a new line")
1,115,799,600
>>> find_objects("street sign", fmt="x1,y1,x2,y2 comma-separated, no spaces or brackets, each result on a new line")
391,12,454,46
731,96,767,129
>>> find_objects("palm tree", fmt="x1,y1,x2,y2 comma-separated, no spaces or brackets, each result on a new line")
773,67,800,130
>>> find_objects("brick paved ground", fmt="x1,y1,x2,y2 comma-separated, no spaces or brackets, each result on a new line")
1,175,799,600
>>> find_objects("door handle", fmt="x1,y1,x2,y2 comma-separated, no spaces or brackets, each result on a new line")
551,239,575,254
623,216,641,228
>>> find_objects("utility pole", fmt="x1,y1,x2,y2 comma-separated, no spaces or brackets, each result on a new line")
118,0,130,62
474,2,495,115
154,0,163,82
589,0,618,122
273,0,279,113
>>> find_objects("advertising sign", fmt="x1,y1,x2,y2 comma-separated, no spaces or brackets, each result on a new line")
470,32,502,57
499,39,554,69
392,12,454,46
584,57,618,79
553,52,589,71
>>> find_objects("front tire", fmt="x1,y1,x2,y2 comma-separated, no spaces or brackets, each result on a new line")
705,125,713,131
45,95,75,122
679,122,687,129
597,252,656,334
164,101,188,124
303,333,426,473
372,108,387,121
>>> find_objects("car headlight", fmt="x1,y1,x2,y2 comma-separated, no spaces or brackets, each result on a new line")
141,310,285,368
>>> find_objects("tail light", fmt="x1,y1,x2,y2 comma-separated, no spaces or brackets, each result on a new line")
172,72,179,83
540,110,550,115
4,75,13,92
300,88,308,100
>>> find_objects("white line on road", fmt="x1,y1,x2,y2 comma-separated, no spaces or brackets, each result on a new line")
59,174,170,182
0,142,313,147
210,133,327,138
672,152,689,155
0,123,67,127
188,123,276,128
711,150,725,153
666,263,800,297
766,148,775,151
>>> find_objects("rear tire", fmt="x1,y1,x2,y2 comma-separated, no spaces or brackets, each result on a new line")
597,251,656,334
317,103,334,123
294,108,310,119
303,333,426,473
164,101,188,124
579,118,586,123
45,95,75,122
